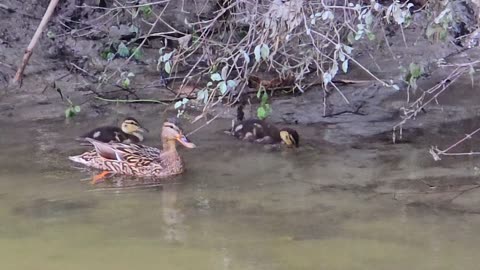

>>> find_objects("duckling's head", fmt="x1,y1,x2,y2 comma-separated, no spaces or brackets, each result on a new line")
162,120,196,148
279,128,300,148
121,117,149,135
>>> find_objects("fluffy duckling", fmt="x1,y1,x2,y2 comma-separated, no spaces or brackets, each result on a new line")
229,119,300,147
77,117,148,144
225,98,300,147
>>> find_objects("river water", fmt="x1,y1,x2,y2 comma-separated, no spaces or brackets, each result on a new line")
0,116,479,270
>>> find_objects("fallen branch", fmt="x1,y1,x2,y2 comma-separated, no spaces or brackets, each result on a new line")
95,96,169,105
12,0,59,87
429,127,480,161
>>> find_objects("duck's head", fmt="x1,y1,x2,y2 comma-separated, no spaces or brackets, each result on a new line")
279,128,300,148
121,117,149,135
162,120,196,148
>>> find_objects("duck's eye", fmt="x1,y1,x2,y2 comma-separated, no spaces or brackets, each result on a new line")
164,124,180,132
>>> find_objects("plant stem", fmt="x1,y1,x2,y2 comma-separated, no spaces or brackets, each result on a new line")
12,0,59,86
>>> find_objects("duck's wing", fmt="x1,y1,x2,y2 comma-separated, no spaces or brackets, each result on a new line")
85,138,162,161
84,138,131,161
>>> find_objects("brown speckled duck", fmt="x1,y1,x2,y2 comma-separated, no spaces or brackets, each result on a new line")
69,119,196,184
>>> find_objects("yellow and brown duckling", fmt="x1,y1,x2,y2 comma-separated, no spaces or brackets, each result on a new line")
77,117,149,144
69,119,196,183
228,118,300,147
225,100,299,147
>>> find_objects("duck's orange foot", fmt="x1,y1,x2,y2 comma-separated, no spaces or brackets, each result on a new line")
91,171,112,185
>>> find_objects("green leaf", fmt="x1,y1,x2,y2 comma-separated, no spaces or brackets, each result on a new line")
107,52,115,61
342,60,349,73
260,44,270,60
206,82,213,87
265,104,272,114
211,73,222,81
197,89,208,103
409,63,422,79
438,28,448,41
46,30,56,39
254,45,261,62
343,45,353,54
73,105,81,113
365,11,373,26
117,42,130,58
241,50,250,64
366,31,375,41
122,78,130,88
174,101,183,109
197,89,205,100
162,51,174,62
261,91,268,104
347,32,355,44
65,108,73,119
221,65,229,81
338,50,345,61
164,61,172,74
257,107,267,120
227,80,237,88
100,50,109,60
322,10,333,21
140,5,152,17
132,48,143,60
129,25,139,34
330,62,338,77
323,73,332,86
355,31,363,41
218,81,227,94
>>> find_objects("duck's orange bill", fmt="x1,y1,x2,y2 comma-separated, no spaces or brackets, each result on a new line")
176,134,196,148
91,171,111,185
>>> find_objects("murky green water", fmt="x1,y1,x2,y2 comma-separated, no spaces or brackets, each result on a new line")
1,117,480,270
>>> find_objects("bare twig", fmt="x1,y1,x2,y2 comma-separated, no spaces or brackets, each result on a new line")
95,96,169,105
12,0,59,86
430,127,480,161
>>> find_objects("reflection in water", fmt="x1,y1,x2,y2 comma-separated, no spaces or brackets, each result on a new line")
162,184,186,243
0,119,479,269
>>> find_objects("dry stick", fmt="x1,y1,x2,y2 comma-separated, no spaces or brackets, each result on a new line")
12,0,59,87
185,113,221,137
393,67,465,131
95,96,170,105
429,127,480,161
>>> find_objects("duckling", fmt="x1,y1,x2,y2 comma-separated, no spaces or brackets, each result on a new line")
230,119,300,147
77,117,149,144
226,102,300,147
